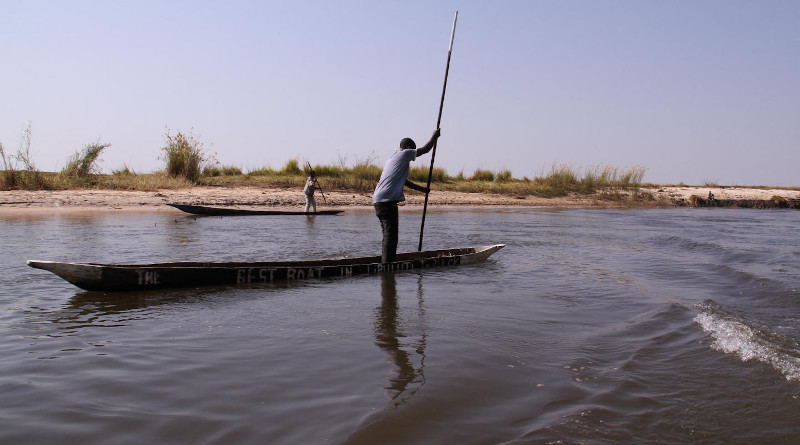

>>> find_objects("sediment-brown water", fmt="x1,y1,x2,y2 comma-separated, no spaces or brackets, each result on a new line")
1,207,798,444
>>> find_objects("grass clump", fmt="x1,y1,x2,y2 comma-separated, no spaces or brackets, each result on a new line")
112,164,136,176
161,129,208,183
470,169,495,182
203,165,243,177
247,166,277,176
61,142,111,182
530,164,647,195
408,165,448,183
280,159,303,176
534,164,577,190
1,122,48,190
309,164,343,178
96,172,192,191
771,195,788,208
495,169,513,183
0,141,14,189
241,155,385,192
349,155,382,181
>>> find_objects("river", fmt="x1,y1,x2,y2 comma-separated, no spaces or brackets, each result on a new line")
1,206,798,444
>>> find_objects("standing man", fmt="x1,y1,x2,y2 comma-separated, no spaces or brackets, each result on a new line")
373,128,441,263
304,171,318,213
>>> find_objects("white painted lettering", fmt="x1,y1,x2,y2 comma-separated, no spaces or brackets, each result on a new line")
137,270,160,285
258,268,274,283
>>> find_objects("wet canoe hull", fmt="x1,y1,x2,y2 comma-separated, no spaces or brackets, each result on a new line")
168,204,343,216
28,244,505,292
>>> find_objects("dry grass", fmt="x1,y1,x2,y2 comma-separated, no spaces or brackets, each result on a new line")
5,124,796,200
2,155,654,199
61,142,112,185
161,128,208,183
0,123,48,190
0,131,690,202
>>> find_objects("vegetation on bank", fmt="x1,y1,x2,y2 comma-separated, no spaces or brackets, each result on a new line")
2,158,650,199
0,123,47,190
0,124,653,197
3,124,793,199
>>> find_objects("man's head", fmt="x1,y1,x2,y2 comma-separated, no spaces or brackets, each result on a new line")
400,138,416,150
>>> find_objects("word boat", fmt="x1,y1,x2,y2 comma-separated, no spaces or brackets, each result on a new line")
168,203,343,216
28,244,505,292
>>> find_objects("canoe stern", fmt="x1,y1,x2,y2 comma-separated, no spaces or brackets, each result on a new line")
27,260,103,289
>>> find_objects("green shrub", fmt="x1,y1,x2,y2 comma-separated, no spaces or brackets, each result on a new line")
310,164,343,178
160,129,207,183
618,166,646,187
772,195,788,207
0,122,48,190
0,141,14,189
203,165,242,177
536,164,578,189
62,142,111,179
408,165,449,183
247,166,277,176
112,164,136,176
280,159,303,176
351,160,382,181
495,169,513,182
470,169,495,181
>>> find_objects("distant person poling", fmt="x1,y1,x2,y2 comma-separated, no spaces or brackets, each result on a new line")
304,162,327,214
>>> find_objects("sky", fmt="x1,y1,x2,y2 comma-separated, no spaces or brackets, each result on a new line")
2,0,798,186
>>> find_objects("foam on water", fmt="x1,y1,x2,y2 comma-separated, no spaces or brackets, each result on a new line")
694,301,800,382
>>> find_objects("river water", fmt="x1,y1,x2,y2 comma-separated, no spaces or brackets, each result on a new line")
1,206,798,444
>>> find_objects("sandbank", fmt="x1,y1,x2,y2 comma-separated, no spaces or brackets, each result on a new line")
0,186,798,214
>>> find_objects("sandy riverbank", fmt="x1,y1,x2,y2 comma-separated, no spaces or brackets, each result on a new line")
0,186,798,213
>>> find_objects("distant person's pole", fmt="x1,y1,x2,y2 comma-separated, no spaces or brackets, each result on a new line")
418,11,458,251
307,162,327,203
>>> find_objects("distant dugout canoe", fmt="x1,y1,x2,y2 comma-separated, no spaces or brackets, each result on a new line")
168,203,344,216
27,244,505,292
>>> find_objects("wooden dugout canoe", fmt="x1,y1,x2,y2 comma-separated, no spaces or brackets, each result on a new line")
168,204,344,216
27,244,505,292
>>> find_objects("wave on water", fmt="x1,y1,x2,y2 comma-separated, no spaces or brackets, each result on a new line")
694,300,800,382
652,234,726,255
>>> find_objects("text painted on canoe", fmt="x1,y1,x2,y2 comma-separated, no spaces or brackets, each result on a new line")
133,256,462,287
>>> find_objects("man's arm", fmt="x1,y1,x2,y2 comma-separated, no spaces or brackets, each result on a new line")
404,180,430,193
415,128,441,156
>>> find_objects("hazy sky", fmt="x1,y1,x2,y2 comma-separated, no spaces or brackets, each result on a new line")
2,1,798,186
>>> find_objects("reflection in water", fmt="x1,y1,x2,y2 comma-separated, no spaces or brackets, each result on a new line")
50,275,431,408
374,272,427,407
47,288,230,334
162,215,201,249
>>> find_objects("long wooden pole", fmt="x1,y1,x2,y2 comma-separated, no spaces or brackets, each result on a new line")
418,11,458,251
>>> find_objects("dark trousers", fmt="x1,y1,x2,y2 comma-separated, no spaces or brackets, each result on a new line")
374,201,399,263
